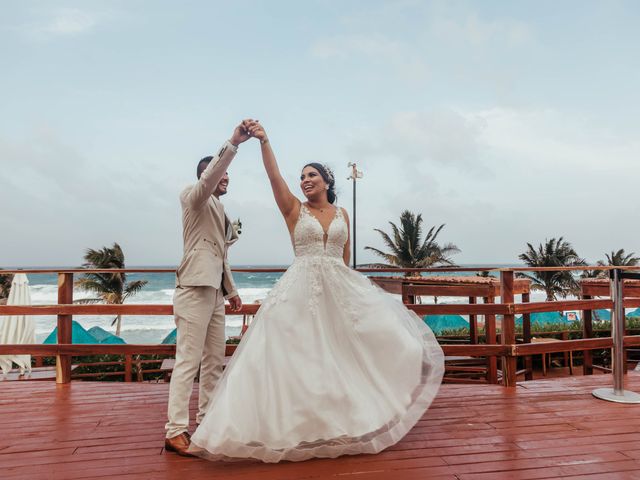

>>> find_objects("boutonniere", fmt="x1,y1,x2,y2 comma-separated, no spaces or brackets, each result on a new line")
232,218,242,236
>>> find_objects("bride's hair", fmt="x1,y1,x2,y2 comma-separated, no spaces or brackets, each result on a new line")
303,163,336,204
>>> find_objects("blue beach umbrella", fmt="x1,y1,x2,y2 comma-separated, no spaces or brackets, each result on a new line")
593,309,611,321
87,326,126,344
43,321,99,344
516,311,566,326
627,308,640,318
423,315,469,334
162,328,177,344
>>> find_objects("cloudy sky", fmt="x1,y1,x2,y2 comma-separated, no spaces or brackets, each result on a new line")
1,1,639,267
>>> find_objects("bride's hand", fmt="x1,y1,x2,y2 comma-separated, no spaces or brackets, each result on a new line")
244,120,268,143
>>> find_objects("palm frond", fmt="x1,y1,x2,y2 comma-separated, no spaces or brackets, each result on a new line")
122,280,148,301
371,229,402,258
73,298,103,304
366,211,460,270
364,246,399,266
519,237,585,300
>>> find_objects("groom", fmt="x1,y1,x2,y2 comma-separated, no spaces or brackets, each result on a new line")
165,122,250,456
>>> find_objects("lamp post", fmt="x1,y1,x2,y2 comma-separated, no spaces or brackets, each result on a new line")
347,162,363,269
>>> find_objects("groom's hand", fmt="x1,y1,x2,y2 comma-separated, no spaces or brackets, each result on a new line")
230,119,255,146
243,120,268,143
228,295,242,312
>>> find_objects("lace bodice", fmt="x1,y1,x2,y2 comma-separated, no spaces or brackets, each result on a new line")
293,204,348,259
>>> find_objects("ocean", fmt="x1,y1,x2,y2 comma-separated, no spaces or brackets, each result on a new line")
19,265,551,344
27,268,285,344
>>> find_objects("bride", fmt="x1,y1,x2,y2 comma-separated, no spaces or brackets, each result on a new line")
189,120,444,463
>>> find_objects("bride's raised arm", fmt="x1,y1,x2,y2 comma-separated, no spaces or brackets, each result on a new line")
244,121,299,224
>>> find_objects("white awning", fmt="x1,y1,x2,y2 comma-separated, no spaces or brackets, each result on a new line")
0,273,35,375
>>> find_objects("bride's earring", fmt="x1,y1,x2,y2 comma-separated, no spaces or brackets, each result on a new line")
325,185,329,190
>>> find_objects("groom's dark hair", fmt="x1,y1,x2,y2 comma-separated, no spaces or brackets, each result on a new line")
197,156,213,179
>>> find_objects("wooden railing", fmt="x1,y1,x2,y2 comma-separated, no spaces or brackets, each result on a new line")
1,266,640,387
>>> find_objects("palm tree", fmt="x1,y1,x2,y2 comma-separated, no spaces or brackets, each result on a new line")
75,243,147,337
519,237,586,301
582,248,640,279
365,210,460,276
599,249,640,267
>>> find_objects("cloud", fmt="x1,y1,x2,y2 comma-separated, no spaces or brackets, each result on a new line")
310,31,430,82
346,109,488,171
42,8,97,35
309,4,534,88
0,128,180,266
342,106,640,265
430,13,533,48
17,7,100,39
2,107,639,267
311,33,404,59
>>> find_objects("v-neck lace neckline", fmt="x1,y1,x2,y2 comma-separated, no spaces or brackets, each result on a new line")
302,204,339,236
291,203,347,258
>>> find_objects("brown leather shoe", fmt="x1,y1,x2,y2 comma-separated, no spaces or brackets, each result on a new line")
165,432,194,457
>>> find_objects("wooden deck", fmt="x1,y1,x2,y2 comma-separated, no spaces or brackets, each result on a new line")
3,375,640,480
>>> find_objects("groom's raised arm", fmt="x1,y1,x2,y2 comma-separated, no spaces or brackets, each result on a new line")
184,122,252,209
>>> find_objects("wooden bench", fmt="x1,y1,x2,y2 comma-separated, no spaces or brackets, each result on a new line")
531,337,574,376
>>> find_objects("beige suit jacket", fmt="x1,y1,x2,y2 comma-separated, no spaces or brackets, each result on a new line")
176,140,239,298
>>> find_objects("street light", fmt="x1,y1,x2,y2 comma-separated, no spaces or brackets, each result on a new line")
347,162,363,269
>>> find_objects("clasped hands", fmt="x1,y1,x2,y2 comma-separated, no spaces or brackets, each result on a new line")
230,119,268,146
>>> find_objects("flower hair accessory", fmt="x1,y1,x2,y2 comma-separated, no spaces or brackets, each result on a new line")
322,164,335,184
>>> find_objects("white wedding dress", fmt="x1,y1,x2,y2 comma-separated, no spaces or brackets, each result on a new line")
189,205,445,462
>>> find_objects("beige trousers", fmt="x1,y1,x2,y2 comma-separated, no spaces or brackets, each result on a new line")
165,285,225,438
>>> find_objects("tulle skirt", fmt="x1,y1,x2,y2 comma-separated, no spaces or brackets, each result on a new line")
189,256,444,462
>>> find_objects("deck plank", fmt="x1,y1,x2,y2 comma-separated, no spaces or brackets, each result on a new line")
1,373,640,479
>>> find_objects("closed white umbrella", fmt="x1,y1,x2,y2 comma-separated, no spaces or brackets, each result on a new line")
0,274,34,375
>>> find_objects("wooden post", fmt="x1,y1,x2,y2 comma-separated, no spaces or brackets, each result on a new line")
401,280,417,304
469,297,477,345
484,296,498,384
136,356,144,382
401,282,410,304
124,354,132,382
624,303,629,375
561,330,569,368
582,294,593,375
522,292,533,381
501,271,516,387
56,273,73,384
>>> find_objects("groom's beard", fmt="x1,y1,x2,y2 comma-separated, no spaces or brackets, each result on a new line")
214,183,228,198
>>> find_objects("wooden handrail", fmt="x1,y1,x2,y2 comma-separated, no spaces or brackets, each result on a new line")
2,266,640,387
509,266,640,272
407,304,509,315
4,335,639,357
0,344,176,355
513,298,640,314
0,304,261,316
513,299,612,314
9,297,639,317
2,265,640,274
8,299,637,317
